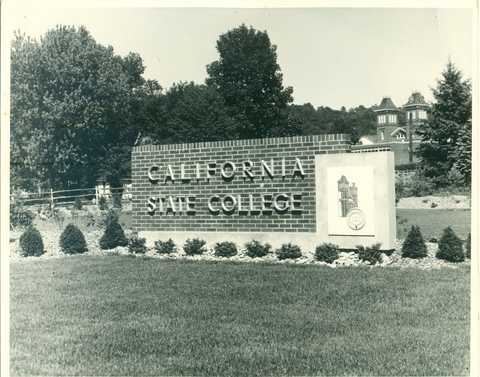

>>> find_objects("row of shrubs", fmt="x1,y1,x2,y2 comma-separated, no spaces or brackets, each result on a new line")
402,224,470,262
19,209,130,257
17,211,471,264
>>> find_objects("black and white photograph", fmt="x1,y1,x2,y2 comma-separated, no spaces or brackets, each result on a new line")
1,1,477,376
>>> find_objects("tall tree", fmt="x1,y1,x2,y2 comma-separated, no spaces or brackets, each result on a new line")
10,26,159,191
158,82,237,144
206,24,296,139
415,61,472,186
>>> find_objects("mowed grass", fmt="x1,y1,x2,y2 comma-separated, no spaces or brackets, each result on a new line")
11,255,470,376
396,208,471,240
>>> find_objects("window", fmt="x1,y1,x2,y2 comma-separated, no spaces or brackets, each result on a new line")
419,110,427,119
380,130,385,140
388,114,397,123
378,115,386,124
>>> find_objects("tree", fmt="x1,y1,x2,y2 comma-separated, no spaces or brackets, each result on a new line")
156,82,238,144
10,26,160,191
206,24,296,139
415,61,472,186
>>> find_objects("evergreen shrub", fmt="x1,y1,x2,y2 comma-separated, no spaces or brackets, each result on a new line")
276,243,302,260
19,226,45,257
214,242,238,258
357,242,383,265
244,240,272,258
183,238,207,256
436,226,465,262
314,243,340,263
112,193,122,209
402,225,428,259
98,196,108,211
59,223,88,255
465,233,471,259
73,196,83,210
99,220,128,250
128,237,147,254
154,239,177,254
10,202,35,230
101,209,120,228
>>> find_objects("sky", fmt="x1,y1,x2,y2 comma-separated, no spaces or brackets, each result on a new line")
2,1,476,110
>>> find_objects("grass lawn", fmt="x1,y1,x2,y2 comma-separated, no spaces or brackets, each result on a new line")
11,255,470,376
396,208,471,240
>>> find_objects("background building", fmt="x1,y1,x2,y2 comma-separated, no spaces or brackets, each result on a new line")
352,92,430,166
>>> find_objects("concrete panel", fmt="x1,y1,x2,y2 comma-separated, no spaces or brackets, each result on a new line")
315,152,396,250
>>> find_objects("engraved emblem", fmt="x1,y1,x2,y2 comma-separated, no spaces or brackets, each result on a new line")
346,208,366,230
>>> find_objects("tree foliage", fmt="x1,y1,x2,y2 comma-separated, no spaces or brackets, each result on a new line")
10,25,161,191
415,61,472,186
206,24,296,139
288,103,376,143
152,82,237,144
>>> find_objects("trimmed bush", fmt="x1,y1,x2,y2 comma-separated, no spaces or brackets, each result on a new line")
183,238,207,256
244,240,272,258
101,209,120,228
214,242,238,258
436,226,465,263
99,220,128,250
315,243,340,263
10,202,35,230
128,237,147,254
465,233,471,259
73,196,83,210
276,243,302,260
402,225,428,259
112,193,123,209
59,223,88,255
357,242,383,265
98,196,108,211
19,226,45,257
154,239,178,255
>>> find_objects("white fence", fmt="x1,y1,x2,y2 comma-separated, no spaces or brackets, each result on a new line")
12,184,132,207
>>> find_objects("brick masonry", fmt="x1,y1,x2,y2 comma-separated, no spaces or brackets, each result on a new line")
131,134,351,236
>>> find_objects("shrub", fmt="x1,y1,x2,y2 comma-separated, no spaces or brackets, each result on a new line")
99,220,128,250
101,209,120,228
276,243,302,260
73,196,83,210
314,243,340,263
405,173,435,197
214,242,238,258
465,233,471,259
154,239,178,255
429,237,438,243
244,240,272,258
10,202,35,230
19,226,45,257
402,225,428,259
183,238,207,256
59,223,88,255
128,237,147,254
357,242,383,265
112,193,123,209
436,226,465,262
98,196,108,211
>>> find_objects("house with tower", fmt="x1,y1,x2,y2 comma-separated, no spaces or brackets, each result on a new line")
352,92,430,165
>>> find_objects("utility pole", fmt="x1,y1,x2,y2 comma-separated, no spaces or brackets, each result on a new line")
409,114,414,163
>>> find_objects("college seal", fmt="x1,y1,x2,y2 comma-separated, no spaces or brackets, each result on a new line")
346,208,366,230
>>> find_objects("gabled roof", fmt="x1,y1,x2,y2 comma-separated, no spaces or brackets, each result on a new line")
391,127,407,137
403,92,430,108
374,97,400,113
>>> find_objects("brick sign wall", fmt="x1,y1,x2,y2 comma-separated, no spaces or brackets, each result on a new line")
131,135,350,239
